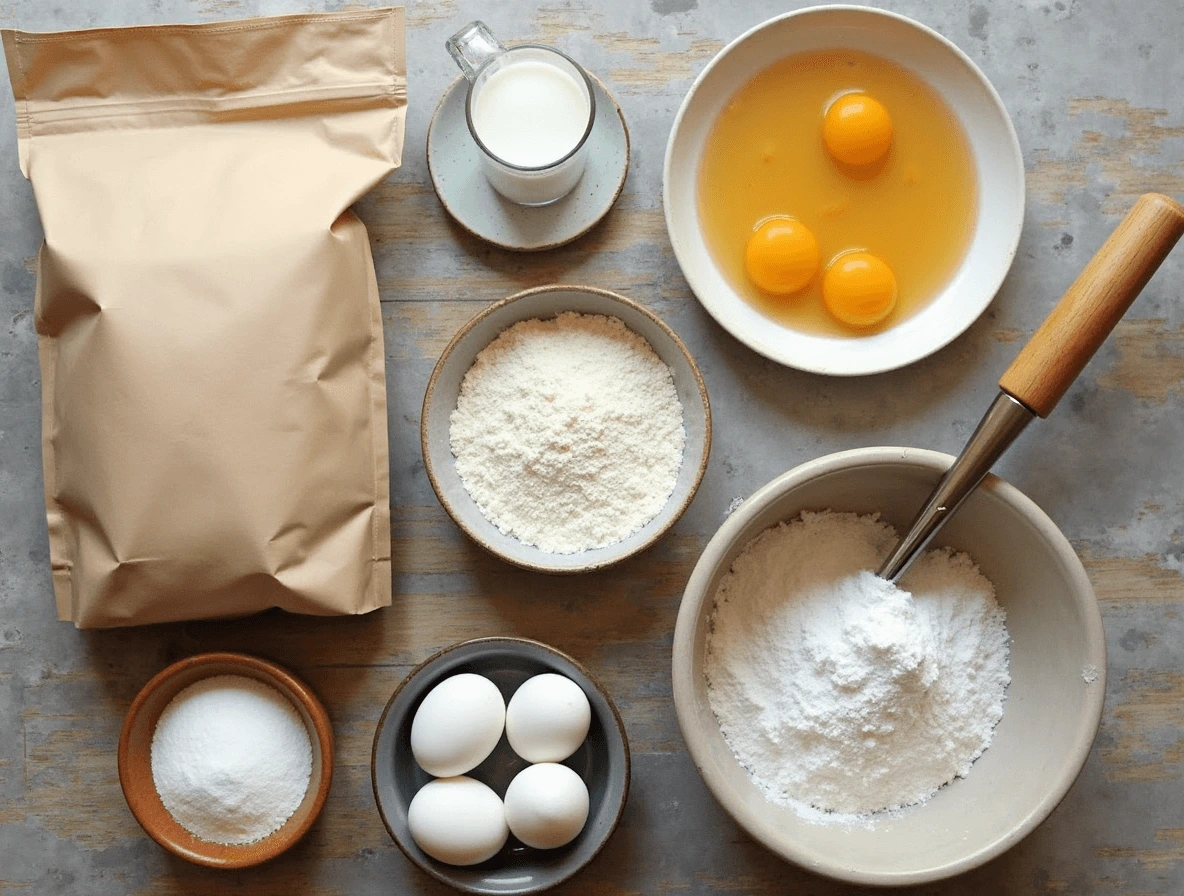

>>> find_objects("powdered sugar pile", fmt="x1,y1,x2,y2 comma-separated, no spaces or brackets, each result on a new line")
705,510,1010,822
449,312,685,553
151,675,312,844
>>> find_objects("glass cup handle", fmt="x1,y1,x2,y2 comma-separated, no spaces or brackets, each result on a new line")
446,21,506,82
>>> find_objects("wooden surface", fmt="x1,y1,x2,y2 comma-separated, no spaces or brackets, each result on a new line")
1,1,1183,894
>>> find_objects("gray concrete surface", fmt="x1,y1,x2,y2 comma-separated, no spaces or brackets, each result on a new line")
1,0,1183,893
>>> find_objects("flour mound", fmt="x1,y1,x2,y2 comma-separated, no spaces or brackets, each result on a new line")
449,312,686,554
704,510,1010,821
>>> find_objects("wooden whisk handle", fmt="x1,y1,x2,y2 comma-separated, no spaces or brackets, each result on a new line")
999,192,1184,418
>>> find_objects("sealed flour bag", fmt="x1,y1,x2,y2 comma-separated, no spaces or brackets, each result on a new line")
2,9,406,626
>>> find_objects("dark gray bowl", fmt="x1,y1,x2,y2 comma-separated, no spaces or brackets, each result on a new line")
372,638,630,894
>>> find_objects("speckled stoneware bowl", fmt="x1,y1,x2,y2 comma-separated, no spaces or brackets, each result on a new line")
372,637,630,895
664,6,1026,375
118,652,334,869
421,284,711,573
672,447,1106,886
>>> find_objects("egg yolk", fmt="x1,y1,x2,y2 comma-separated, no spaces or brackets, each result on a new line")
744,217,820,294
823,94,893,167
822,252,898,327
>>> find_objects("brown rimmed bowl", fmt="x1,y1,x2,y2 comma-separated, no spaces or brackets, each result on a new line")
372,637,630,894
421,284,712,574
118,651,334,869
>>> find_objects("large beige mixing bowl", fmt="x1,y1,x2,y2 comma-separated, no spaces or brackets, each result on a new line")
672,447,1106,886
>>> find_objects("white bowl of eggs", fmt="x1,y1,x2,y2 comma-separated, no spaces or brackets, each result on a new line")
664,5,1025,375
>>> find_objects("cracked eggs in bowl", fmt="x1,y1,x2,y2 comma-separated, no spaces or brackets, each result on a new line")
663,5,1024,375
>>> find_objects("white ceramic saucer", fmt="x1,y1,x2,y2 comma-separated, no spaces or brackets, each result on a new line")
427,74,630,252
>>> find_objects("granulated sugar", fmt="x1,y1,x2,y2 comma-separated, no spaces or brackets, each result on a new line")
150,675,312,845
704,510,1010,822
449,312,685,553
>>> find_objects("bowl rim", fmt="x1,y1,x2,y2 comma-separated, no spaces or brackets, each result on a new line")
671,446,1107,886
662,3,1027,375
370,636,632,895
420,283,713,574
117,651,335,870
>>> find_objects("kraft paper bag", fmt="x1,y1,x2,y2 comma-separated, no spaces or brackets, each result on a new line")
3,9,406,627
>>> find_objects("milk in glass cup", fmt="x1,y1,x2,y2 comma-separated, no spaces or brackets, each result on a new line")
446,21,596,206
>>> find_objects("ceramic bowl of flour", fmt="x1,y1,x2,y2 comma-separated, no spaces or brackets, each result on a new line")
671,447,1105,886
118,652,334,869
421,284,711,573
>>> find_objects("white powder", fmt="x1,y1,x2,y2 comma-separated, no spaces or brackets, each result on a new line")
150,675,313,845
705,510,1010,823
449,312,686,553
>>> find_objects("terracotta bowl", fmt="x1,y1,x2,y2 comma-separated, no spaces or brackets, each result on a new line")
118,651,334,869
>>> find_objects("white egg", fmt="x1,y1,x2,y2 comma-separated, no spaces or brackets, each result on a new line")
505,673,591,763
407,776,509,866
411,673,505,777
503,762,590,850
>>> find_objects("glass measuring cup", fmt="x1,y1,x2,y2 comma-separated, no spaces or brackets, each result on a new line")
446,21,596,206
